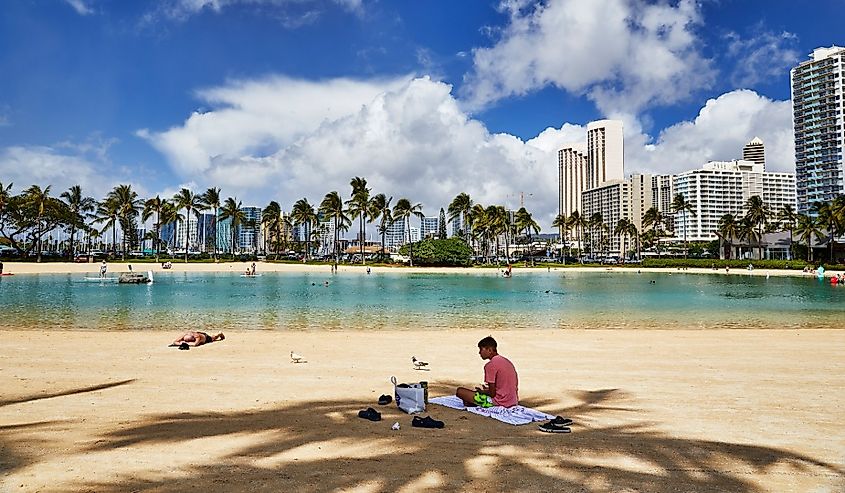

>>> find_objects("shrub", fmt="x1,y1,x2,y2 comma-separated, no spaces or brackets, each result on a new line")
399,238,472,266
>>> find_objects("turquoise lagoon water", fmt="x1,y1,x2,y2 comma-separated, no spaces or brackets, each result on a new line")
0,270,842,331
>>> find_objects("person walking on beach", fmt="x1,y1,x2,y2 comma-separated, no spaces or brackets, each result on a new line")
169,330,225,348
456,336,519,408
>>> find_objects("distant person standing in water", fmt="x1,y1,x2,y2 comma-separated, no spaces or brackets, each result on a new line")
100,260,107,278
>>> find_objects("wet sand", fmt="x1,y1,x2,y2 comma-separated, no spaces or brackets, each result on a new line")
1,328,843,492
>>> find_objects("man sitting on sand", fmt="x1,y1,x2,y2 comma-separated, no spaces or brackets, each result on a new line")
456,336,519,408
169,330,225,349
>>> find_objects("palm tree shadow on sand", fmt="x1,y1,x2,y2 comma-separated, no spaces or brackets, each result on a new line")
19,383,845,492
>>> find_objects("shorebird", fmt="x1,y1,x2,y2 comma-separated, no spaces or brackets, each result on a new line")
412,356,429,370
290,351,306,364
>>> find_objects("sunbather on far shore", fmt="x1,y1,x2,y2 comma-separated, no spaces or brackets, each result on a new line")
169,330,225,348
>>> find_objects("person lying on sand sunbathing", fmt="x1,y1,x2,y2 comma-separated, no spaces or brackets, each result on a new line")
169,330,225,349
456,336,519,408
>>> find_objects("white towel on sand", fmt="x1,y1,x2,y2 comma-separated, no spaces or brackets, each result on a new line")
429,395,555,426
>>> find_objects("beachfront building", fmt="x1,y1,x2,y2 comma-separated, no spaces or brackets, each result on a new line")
197,213,217,254
628,173,676,236
790,45,845,214
160,216,198,253
581,179,631,256
673,160,796,241
382,218,406,251
238,207,262,253
420,216,439,239
449,216,463,239
558,119,625,218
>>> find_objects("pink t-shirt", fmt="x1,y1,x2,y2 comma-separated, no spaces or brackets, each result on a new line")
484,354,519,407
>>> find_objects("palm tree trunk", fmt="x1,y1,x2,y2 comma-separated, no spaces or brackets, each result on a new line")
213,207,218,262
683,211,688,259
361,216,365,265
184,209,190,263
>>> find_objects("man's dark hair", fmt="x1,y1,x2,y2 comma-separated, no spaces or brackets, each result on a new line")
478,336,497,349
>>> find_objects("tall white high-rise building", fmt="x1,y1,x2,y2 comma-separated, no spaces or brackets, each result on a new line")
791,46,845,214
559,120,624,218
673,160,796,241
239,207,262,252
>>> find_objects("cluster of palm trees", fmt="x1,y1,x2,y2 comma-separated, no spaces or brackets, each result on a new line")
551,192,844,263
446,192,541,263
717,195,845,262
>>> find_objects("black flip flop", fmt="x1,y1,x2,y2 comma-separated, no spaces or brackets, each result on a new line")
539,422,571,433
550,416,573,427
178,343,190,350
412,416,444,429
378,394,392,405
358,407,381,421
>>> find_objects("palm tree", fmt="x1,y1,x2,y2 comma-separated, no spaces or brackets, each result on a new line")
625,221,640,261
108,184,142,260
291,198,318,261
671,193,697,259
514,207,540,264
566,211,586,263
93,195,120,257
392,198,424,266
202,187,221,261
218,197,245,257
448,192,473,245
319,191,350,265
369,193,392,260
737,217,761,260
588,213,603,259
642,207,665,258
262,201,283,255
744,195,770,260
0,181,12,219
716,214,740,260
346,177,371,264
776,204,798,261
60,185,96,260
614,218,632,260
172,188,208,262
795,214,821,262
551,213,567,262
142,196,169,262
812,199,844,263
23,185,52,262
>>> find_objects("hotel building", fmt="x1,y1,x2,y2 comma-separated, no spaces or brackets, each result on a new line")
420,216,439,239
790,45,845,214
558,120,625,218
673,159,796,241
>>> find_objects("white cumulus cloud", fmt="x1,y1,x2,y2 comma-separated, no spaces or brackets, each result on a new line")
461,0,714,116
64,0,94,15
140,75,794,231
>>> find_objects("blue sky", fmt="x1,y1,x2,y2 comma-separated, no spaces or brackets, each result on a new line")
1,0,843,228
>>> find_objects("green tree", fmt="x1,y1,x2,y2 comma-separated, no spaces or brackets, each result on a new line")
566,211,587,263
642,207,665,258
320,191,350,265
218,197,245,257
614,218,632,259
398,237,472,266
60,185,96,259
514,207,540,264
438,208,447,239
671,193,697,259
346,177,371,264
291,198,318,260
143,196,170,262
262,201,283,255
447,192,473,245
551,213,567,262
392,198,424,266
108,184,142,259
588,212,603,259
717,214,739,260
744,195,770,260
776,204,798,261
172,188,208,262
369,193,392,260
201,187,222,261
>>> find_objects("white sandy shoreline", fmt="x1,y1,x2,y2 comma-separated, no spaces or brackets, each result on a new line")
2,260,840,278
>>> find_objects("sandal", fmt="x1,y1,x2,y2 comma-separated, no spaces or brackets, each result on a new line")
357,407,381,422
378,394,392,405
412,416,444,429
539,422,571,433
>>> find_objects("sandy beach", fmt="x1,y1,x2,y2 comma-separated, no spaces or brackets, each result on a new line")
2,260,840,278
1,328,843,492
